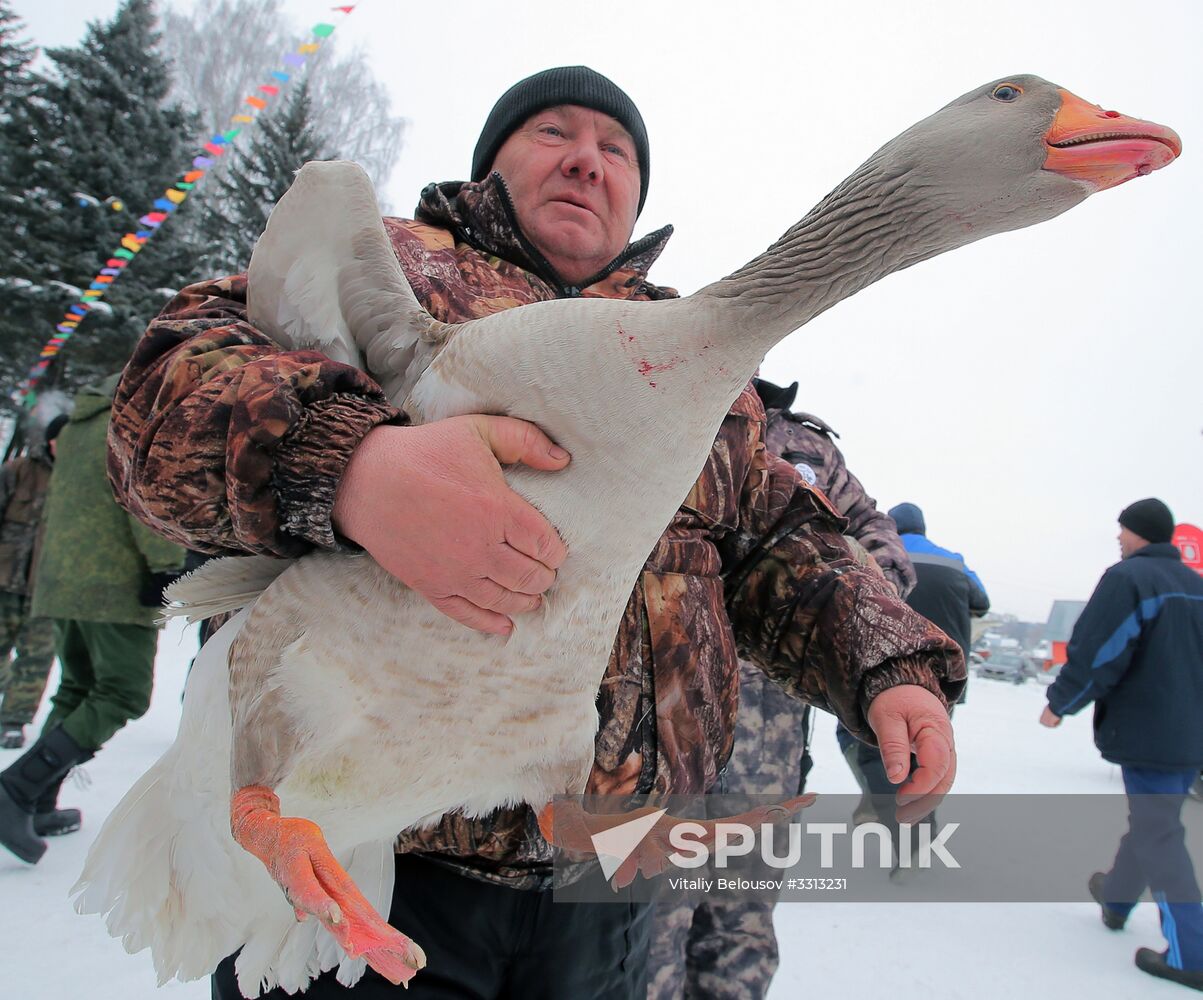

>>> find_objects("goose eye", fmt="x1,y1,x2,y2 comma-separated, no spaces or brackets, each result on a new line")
992,84,1021,102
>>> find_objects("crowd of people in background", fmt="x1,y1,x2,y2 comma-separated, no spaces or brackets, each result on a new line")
0,61,1200,999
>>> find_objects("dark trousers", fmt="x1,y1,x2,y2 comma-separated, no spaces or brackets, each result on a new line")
45,619,157,751
213,852,652,999
1102,766,1203,971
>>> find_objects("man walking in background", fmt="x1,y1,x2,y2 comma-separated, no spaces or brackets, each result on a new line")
886,501,990,667
836,501,988,873
1042,498,1203,991
0,374,185,864
0,412,66,749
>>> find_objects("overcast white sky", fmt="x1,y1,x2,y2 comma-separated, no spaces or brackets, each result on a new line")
11,0,1202,621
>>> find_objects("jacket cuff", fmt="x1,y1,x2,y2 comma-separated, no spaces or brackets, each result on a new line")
856,654,960,732
273,394,403,550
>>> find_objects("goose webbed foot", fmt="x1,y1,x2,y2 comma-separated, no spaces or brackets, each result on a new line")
231,785,427,986
537,794,816,888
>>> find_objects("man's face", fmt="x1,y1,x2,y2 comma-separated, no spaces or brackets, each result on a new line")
490,105,641,286
1118,525,1148,559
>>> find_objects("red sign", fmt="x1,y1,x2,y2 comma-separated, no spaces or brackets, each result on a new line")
1173,523,1203,576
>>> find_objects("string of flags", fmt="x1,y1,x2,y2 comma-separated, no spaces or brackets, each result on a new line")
12,5,359,406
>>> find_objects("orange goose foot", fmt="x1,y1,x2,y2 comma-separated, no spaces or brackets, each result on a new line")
231,785,427,986
537,793,816,888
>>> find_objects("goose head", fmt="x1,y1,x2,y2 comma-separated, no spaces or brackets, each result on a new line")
845,74,1181,255
713,75,1180,329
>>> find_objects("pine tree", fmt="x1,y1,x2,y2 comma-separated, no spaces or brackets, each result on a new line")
200,79,331,275
0,0,204,408
0,1,35,118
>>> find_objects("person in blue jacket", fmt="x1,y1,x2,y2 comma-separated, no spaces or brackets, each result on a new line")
886,501,990,662
835,502,988,875
1042,497,1203,992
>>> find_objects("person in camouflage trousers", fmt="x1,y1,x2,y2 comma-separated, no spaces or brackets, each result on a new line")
105,67,964,999
647,378,917,1000
0,375,186,865
0,414,67,749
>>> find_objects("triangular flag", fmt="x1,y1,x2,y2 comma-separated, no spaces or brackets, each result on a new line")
223,128,241,141
312,23,336,37
283,53,305,67
175,182,195,191
121,235,143,252
298,43,319,53
259,84,279,95
183,170,204,183
271,70,290,81
106,258,128,268
245,96,267,109
193,156,215,168
202,143,225,156
332,6,355,12
166,189,187,204
231,114,254,123
139,215,162,227
114,249,135,260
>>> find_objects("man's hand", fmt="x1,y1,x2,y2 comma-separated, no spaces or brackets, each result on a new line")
1039,706,1062,728
332,415,570,636
866,684,956,824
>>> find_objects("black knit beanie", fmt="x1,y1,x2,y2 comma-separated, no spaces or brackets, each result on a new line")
1118,498,1175,544
471,66,650,214
888,502,926,537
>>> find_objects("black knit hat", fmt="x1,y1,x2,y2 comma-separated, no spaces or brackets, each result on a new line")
471,66,650,214
1118,497,1175,544
888,502,926,537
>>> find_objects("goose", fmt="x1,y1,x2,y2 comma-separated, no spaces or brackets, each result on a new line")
73,76,1179,996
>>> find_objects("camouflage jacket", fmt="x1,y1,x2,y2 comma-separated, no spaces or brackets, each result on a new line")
108,174,965,888
0,450,53,597
753,379,917,597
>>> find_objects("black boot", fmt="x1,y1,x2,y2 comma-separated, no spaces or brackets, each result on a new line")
1088,871,1127,930
0,726,89,863
33,771,85,837
1136,948,1203,991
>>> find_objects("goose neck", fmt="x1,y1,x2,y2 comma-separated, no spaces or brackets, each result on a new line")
700,154,946,342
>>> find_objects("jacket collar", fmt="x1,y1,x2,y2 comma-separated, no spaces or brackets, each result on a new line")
1128,543,1182,562
415,173,673,298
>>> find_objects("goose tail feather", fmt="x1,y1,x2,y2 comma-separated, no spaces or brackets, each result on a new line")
162,555,292,623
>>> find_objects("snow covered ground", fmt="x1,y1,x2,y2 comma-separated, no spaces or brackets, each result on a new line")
0,621,1185,999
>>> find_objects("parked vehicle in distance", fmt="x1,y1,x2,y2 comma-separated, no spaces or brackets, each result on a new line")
975,649,1034,684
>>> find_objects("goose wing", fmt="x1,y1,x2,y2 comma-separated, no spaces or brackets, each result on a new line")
247,160,455,404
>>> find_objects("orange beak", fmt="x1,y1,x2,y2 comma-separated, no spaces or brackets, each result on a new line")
1044,88,1181,191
